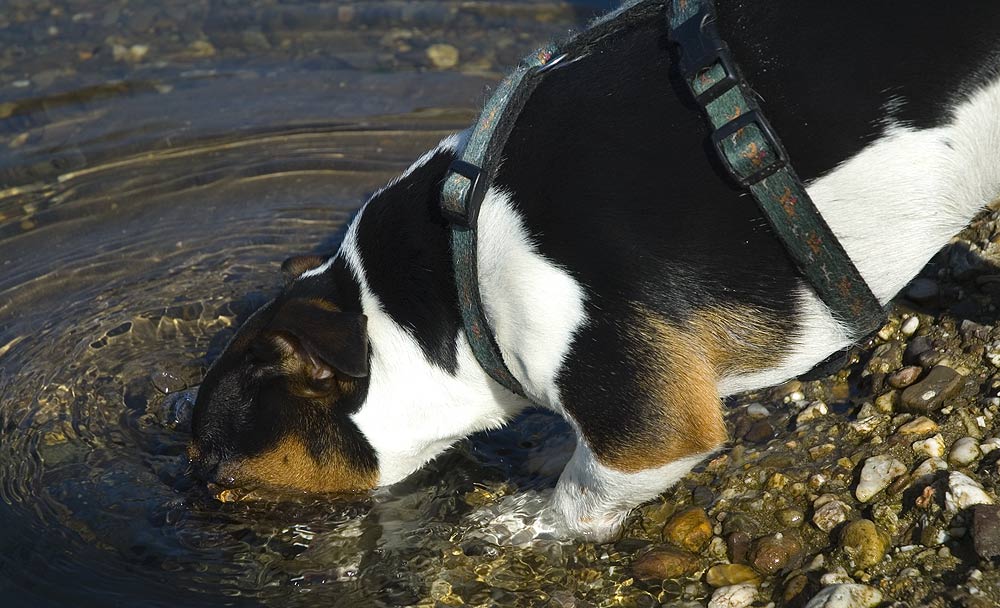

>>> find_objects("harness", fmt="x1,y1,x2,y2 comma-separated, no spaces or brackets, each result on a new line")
439,0,886,397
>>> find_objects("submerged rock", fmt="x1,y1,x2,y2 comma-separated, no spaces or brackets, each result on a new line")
705,563,760,588
813,496,853,533
749,533,801,575
856,455,907,502
803,584,883,608
631,547,699,580
663,507,713,553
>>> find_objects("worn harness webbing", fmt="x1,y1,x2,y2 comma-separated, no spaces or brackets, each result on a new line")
441,0,886,397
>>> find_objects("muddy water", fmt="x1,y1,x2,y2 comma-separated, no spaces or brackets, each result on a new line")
0,2,625,606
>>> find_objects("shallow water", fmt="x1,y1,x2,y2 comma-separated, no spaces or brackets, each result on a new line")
0,2,638,606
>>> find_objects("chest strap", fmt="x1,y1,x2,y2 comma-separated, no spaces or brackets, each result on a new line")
440,0,885,397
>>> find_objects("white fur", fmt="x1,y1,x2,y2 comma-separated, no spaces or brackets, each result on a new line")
477,188,588,407
551,440,715,541
720,76,1000,396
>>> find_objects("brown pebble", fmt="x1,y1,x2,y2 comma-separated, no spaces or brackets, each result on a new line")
888,366,922,389
743,419,775,443
727,530,752,564
705,563,760,587
839,519,889,569
749,533,801,575
972,504,1000,560
663,507,713,553
899,365,963,413
783,573,814,608
631,547,699,580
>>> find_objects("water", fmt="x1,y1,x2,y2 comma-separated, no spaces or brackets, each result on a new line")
0,2,654,607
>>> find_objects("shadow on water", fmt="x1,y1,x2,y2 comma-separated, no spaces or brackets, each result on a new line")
0,2,613,606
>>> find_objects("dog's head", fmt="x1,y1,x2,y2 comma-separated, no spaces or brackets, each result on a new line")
188,255,378,495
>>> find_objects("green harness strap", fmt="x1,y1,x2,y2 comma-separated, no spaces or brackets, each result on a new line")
667,0,886,336
440,0,886,397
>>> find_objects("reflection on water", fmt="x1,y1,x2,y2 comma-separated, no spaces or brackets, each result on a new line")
0,1,652,607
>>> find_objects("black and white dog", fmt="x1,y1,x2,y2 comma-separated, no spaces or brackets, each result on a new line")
188,1,1000,541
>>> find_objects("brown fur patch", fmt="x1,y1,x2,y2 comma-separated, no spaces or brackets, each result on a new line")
599,305,785,473
225,436,377,494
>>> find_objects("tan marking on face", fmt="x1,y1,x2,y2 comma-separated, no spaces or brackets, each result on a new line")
598,305,784,473
226,436,376,494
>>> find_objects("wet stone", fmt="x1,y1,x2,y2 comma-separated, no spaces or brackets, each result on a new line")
888,366,922,389
151,369,186,394
631,547,699,581
705,563,760,588
742,419,775,443
777,508,805,527
899,365,963,413
796,401,828,426
749,533,800,575
803,584,883,608
903,335,934,366
911,433,946,458
972,504,1000,559
838,519,889,569
856,455,907,502
727,530,751,564
813,498,853,533
663,507,713,553
426,43,459,69
901,315,920,336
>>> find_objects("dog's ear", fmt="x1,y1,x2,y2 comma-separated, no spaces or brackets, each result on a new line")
267,299,369,379
281,255,327,284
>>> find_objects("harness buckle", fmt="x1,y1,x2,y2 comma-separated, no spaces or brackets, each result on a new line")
668,3,738,103
711,109,788,187
442,160,487,228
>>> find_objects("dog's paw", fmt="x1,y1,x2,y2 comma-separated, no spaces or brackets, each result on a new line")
465,489,627,545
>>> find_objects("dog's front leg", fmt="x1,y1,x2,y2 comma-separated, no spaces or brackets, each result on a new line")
545,307,749,541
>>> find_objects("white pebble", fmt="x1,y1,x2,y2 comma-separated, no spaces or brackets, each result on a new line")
979,437,1000,455
856,455,907,502
911,434,946,458
819,567,854,586
949,436,982,466
788,391,806,403
708,583,757,608
797,401,829,425
901,316,920,336
945,472,995,513
911,457,948,480
804,584,883,608
746,403,771,418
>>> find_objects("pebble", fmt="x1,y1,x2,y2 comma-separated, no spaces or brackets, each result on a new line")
906,277,939,303
745,403,771,418
151,370,187,394
663,507,713,553
707,583,757,608
899,365,963,413
911,457,948,480
945,472,995,513
796,401,828,425
749,533,800,575
980,437,1000,455
838,519,889,569
803,584,883,608
897,416,939,435
742,419,775,443
856,455,907,502
705,564,760,588
971,504,1000,559
777,508,805,527
726,530,751,564
911,433,946,458
888,365,922,389
631,547,699,580
813,497,853,533
949,436,982,466
901,316,920,336
426,43,459,69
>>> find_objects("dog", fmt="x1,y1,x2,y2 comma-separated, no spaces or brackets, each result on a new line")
187,0,1000,541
